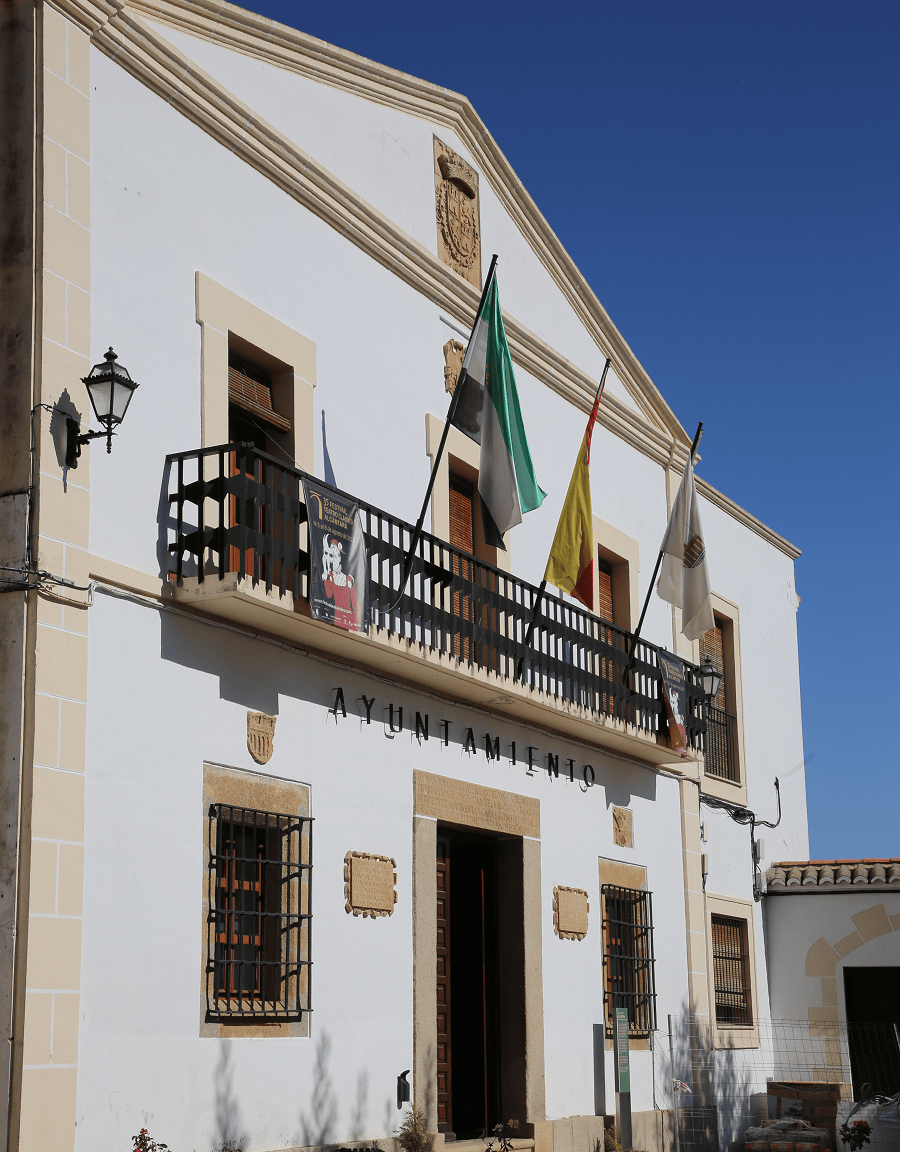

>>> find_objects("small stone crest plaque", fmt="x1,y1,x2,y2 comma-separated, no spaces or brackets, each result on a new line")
553,885,589,940
443,338,465,395
434,136,481,289
613,806,634,848
247,711,276,764
344,851,397,918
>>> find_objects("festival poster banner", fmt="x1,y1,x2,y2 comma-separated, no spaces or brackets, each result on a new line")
302,479,369,634
657,650,688,756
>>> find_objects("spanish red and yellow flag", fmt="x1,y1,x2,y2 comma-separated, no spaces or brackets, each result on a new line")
543,362,610,608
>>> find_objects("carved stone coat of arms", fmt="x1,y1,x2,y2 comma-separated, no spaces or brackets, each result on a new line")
247,711,276,764
434,137,481,288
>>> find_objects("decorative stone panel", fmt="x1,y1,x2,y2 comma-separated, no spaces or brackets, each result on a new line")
553,885,589,940
344,851,397,918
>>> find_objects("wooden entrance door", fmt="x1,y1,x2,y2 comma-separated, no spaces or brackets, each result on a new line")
436,836,452,1132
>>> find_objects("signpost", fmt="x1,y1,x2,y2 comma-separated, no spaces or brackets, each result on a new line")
615,1008,632,1150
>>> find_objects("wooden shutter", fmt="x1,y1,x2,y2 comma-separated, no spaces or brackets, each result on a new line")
449,478,474,554
228,356,291,433
597,559,614,623
699,624,726,709
449,475,474,660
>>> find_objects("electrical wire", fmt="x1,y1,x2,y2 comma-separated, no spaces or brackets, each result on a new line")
700,778,781,900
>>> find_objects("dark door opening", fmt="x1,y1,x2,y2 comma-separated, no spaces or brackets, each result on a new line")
436,829,527,1141
844,967,900,1097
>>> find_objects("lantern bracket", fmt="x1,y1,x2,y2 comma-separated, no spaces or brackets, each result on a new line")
65,419,114,469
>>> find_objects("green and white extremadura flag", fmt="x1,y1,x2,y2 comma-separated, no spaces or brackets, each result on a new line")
450,273,546,543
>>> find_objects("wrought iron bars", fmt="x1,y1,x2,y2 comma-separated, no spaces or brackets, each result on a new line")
602,884,657,1037
207,803,312,1022
704,704,738,782
710,914,752,1026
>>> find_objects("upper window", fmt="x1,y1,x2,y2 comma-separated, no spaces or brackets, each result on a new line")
207,802,312,1022
711,913,752,1026
601,883,657,1037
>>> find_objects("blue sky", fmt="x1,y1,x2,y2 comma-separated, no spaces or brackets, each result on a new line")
247,1,899,858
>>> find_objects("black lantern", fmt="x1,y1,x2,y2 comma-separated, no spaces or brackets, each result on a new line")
699,658,722,703
66,347,139,469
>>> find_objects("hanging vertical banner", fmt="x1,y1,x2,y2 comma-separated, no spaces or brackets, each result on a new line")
302,479,369,634
658,651,688,756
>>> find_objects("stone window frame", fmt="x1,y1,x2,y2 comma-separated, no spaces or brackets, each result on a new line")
195,271,316,473
598,858,651,1052
592,516,639,632
200,762,311,1038
704,893,760,1050
697,593,747,806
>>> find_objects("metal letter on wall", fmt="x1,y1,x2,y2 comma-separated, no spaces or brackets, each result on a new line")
434,136,481,289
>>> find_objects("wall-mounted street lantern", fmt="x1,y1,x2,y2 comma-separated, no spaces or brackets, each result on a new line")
699,658,722,703
66,347,139,469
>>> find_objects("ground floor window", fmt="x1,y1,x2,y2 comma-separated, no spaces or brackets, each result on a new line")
602,884,657,1037
207,803,312,1022
711,913,752,1025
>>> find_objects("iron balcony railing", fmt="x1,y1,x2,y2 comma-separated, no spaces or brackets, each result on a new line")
705,703,738,782
166,443,706,749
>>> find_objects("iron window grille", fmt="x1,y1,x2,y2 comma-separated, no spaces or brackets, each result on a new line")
602,884,657,1037
711,914,752,1026
207,803,312,1022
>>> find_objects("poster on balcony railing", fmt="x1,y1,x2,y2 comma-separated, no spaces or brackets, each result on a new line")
301,479,369,635
657,651,688,756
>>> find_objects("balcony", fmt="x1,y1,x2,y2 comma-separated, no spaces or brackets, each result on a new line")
166,443,708,767
704,703,738,783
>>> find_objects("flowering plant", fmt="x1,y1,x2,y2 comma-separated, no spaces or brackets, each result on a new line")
839,1120,871,1151
132,1128,169,1152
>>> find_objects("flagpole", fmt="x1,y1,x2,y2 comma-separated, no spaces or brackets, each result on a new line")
387,254,499,613
515,358,611,681
620,421,703,697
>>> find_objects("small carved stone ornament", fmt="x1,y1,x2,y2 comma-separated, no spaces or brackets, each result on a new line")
553,885,589,940
613,806,634,849
443,339,465,395
344,851,397,918
247,711,276,764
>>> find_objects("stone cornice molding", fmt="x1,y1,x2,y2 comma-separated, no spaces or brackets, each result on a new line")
124,0,685,440
48,0,800,559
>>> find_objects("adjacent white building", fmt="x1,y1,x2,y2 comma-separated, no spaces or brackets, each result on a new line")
0,3,810,1151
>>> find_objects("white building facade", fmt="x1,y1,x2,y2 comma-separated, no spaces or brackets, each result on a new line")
0,3,809,1151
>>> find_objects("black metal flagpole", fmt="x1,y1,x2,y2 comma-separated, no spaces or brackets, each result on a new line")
620,420,703,695
387,254,499,613
515,357,612,681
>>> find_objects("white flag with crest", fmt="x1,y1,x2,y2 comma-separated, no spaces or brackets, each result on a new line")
656,455,715,640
